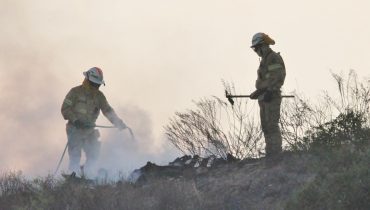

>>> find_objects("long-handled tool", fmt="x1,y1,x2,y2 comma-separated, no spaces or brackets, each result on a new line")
95,125,135,139
53,125,135,176
53,142,68,176
225,90,295,105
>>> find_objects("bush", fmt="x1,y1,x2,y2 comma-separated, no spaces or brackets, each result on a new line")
0,171,35,209
166,71,370,157
286,146,370,210
304,110,370,150
282,70,370,152
165,82,263,159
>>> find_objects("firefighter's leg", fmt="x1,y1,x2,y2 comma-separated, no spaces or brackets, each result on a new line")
83,129,101,177
262,97,282,157
66,126,83,173
259,100,268,134
259,100,271,156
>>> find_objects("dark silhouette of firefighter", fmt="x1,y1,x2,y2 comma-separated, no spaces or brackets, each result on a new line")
249,33,286,157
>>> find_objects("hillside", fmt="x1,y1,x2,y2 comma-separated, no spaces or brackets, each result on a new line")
1,144,369,210
130,152,316,210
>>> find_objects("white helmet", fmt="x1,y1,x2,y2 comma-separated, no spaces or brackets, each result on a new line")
251,32,275,48
83,67,105,85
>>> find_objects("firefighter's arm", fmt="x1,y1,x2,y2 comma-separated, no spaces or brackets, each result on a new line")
255,79,268,90
100,93,127,130
61,90,78,122
255,69,267,90
265,63,285,91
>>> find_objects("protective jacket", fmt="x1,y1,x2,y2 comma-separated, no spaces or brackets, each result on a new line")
61,80,123,128
255,49,286,92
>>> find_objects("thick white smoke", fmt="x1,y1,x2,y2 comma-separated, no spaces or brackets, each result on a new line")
96,105,180,179
0,0,184,177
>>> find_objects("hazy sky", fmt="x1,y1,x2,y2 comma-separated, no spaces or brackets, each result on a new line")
1,0,369,176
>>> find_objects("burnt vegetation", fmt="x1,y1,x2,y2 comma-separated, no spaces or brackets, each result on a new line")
1,71,370,210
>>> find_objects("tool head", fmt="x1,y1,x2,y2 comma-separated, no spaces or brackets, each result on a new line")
225,90,235,106
227,97,234,106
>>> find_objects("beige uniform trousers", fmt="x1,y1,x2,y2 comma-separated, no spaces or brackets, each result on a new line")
66,124,101,175
258,95,282,156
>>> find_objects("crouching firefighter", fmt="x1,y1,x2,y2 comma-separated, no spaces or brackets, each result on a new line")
249,33,286,158
61,67,127,176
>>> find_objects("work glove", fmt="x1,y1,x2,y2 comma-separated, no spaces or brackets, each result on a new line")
262,90,273,103
73,120,95,129
116,119,127,131
250,89,263,100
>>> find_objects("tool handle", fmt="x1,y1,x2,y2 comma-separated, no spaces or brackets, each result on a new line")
226,95,295,98
227,95,251,98
95,125,116,128
95,125,136,140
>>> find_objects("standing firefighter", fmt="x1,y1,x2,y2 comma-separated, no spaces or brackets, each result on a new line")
249,33,286,157
61,67,127,176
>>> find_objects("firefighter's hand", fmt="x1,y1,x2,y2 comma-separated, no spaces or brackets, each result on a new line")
116,119,127,131
263,90,273,102
250,89,262,99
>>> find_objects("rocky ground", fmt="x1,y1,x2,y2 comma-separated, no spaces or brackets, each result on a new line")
129,152,317,210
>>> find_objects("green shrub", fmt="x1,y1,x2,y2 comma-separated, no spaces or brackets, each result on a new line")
286,146,370,210
304,110,370,150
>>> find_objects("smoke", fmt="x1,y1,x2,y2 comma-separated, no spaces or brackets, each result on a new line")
0,68,179,177
0,0,183,177
0,53,63,175
2,0,369,178
0,1,68,176
0,60,180,177
97,105,180,178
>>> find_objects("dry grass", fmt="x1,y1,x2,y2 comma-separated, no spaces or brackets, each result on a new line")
0,173,207,210
1,144,369,210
